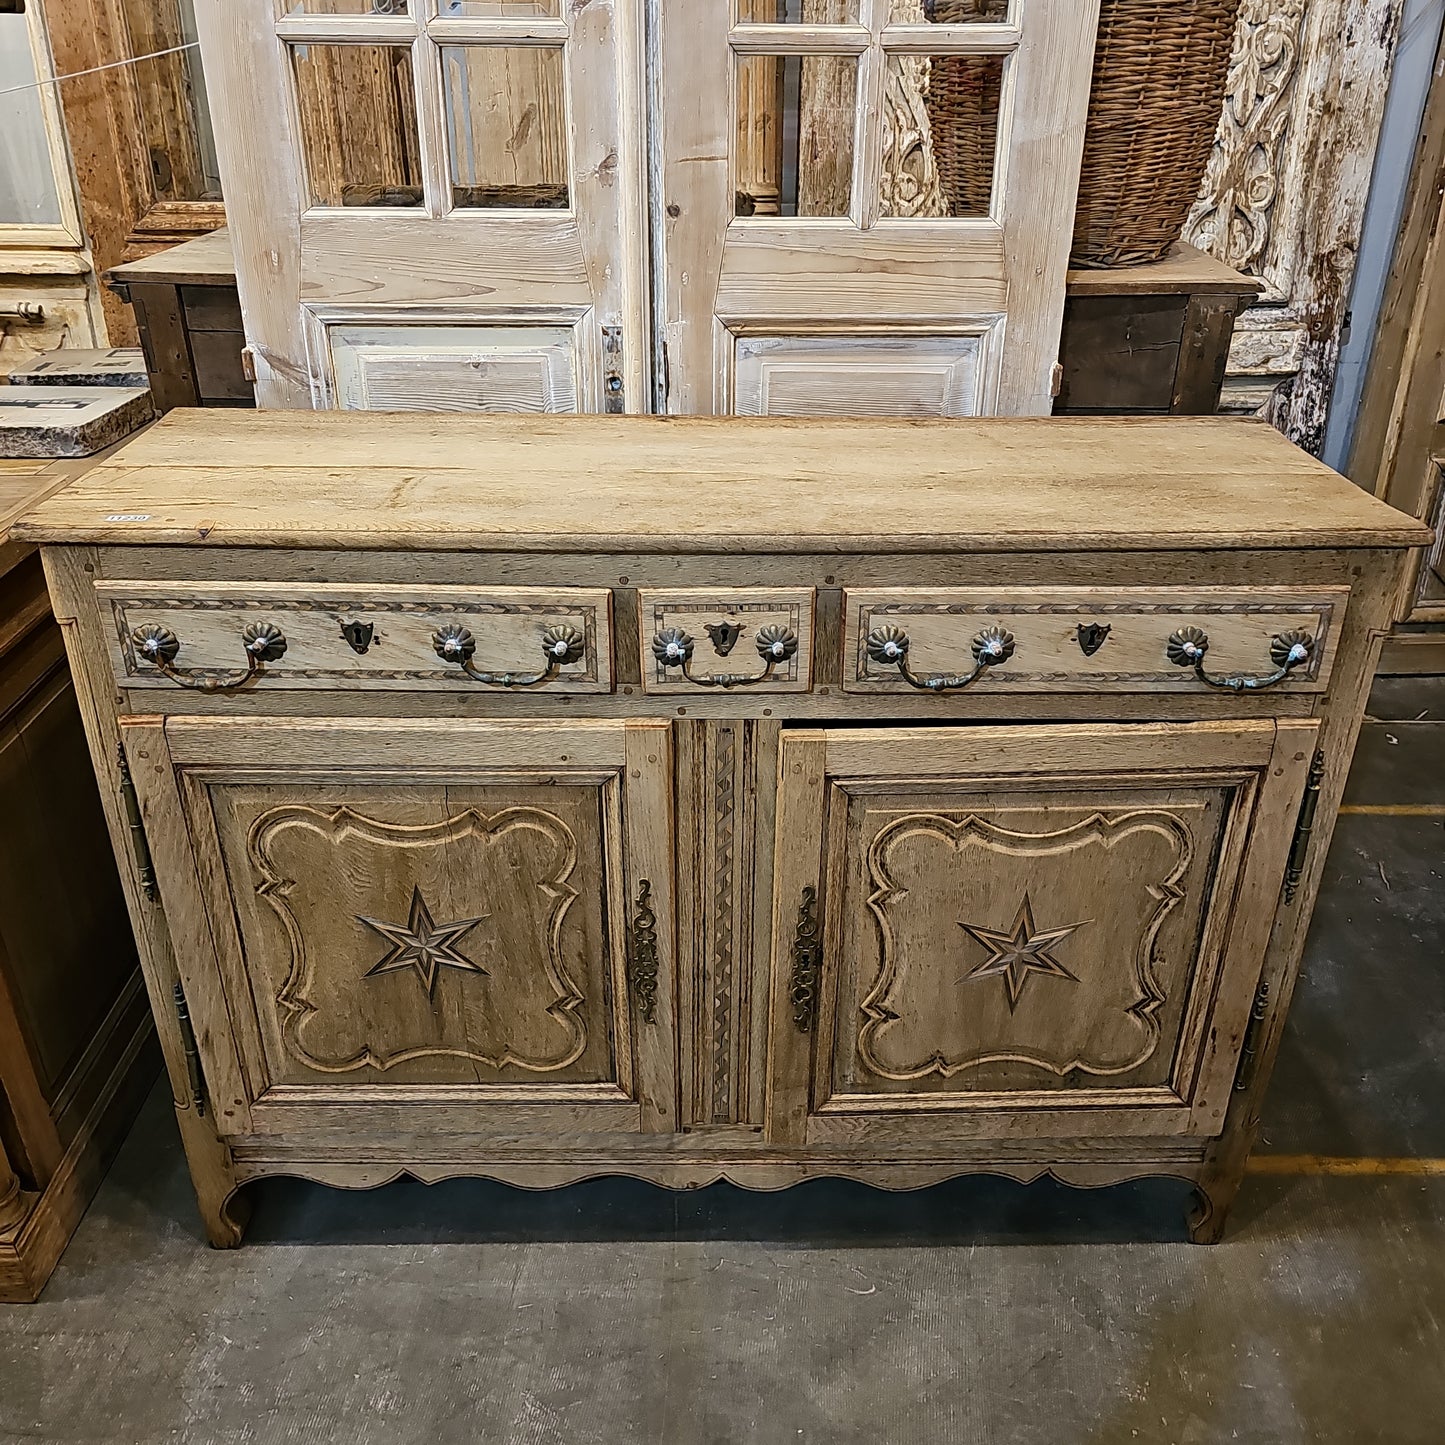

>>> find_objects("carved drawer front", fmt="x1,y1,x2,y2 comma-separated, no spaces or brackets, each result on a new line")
766,719,1320,1146
98,582,613,694
639,589,814,694
119,717,677,1140
843,588,1348,695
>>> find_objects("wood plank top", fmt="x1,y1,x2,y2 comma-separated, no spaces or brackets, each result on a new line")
13,410,1433,554
1066,243,1263,298
1,453,108,579
107,227,237,286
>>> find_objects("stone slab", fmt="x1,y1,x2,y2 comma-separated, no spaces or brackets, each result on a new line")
3,349,150,390
0,387,154,459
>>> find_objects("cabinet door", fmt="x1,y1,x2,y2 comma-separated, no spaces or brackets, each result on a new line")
766,720,1318,1145
655,0,1098,416
122,717,676,1140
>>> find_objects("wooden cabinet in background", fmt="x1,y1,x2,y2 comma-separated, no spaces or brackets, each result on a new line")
0,456,158,1301
14,411,1429,1247
1055,244,1261,417
108,229,252,412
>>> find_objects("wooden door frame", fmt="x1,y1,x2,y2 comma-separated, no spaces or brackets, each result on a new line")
44,0,225,348
1346,19,1445,623
189,0,649,410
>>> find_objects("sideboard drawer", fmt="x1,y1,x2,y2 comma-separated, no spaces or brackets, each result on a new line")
639,588,814,694
99,582,613,693
843,588,1348,695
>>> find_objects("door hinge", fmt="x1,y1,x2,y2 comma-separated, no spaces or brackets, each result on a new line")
1234,978,1271,1093
117,742,158,902
1283,748,1327,904
172,982,207,1117
602,325,624,413
240,345,257,384
1050,360,1064,399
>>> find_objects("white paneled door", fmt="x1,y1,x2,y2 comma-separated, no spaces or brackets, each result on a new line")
654,0,1101,417
193,0,649,412
194,0,1098,416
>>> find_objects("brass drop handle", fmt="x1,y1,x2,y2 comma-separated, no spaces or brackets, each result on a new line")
1166,627,1315,693
652,623,799,688
130,621,286,693
865,623,1015,692
432,622,585,688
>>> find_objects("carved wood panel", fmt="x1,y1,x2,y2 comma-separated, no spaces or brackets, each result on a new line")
831,789,1229,1095
675,719,778,1128
124,716,677,1140
1186,0,1402,449
217,785,614,1086
768,720,1321,1143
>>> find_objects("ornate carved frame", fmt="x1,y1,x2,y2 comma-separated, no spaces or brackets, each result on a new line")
1187,0,1404,452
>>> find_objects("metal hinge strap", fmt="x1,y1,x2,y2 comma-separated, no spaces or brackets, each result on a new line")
173,982,207,1117
1235,979,1271,1093
1283,749,1327,904
116,742,158,901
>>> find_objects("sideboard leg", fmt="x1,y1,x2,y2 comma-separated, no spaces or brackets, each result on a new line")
176,1108,250,1248
1186,1170,1241,1245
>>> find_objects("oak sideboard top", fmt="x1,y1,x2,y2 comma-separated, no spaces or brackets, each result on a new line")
14,411,1432,555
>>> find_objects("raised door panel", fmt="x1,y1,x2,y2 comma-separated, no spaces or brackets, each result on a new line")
766,720,1318,1145
122,718,676,1139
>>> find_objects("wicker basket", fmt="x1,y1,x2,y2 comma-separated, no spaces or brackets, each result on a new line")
927,55,1005,217
1071,0,1243,268
922,0,1240,262
920,2,1007,215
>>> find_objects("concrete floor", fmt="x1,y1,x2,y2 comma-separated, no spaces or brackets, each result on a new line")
2,683,1444,1444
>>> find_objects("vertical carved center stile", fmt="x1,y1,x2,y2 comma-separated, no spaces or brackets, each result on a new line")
682,719,770,1129
709,724,738,1123
791,886,821,1033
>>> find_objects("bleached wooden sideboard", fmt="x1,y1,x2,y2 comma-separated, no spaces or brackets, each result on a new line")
13,413,1430,1245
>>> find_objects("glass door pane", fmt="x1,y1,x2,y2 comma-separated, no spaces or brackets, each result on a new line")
0,14,63,226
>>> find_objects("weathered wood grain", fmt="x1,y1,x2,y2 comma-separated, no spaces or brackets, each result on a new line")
14,412,1432,553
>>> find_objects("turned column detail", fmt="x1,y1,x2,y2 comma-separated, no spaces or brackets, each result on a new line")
0,1141,30,1233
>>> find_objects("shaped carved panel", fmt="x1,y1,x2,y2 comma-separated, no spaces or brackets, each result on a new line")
211,783,618,1088
830,788,1234,1099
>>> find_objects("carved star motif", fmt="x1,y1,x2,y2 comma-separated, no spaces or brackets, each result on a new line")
957,893,1089,1012
358,886,489,997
